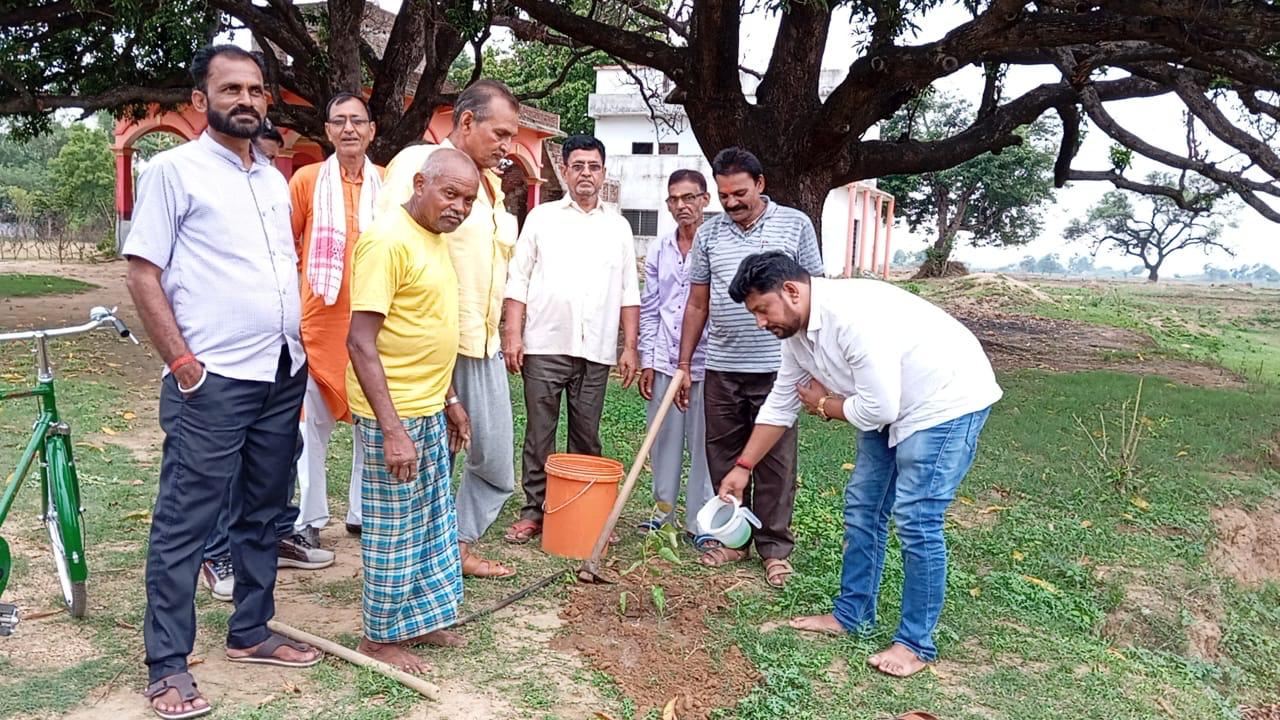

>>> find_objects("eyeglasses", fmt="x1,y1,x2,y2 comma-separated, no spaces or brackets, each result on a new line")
326,117,370,129
666,192,707,206
568,162,603,174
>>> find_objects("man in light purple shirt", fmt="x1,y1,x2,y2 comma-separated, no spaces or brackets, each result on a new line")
637,169,716,549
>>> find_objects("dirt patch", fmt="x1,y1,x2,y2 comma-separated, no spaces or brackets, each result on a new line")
1210,502,1280,588
947,306,1244,388
1094,564,1224,662
554,569,760,719
1243,703,1280,720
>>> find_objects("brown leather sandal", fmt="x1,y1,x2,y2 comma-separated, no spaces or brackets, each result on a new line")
144,672,211,720
763,558,794,588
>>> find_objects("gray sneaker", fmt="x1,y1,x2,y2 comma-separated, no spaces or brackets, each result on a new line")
300,526,321,548
200,556,234,602
278,532,335,570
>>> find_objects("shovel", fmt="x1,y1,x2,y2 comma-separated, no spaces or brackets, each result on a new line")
578,367,685,584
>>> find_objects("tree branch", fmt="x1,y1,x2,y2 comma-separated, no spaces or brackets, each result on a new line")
506,0,682,75
0,85,190,114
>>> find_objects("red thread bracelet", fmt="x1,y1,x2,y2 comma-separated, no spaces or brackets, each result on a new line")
734,457,754,472
169,352,198,374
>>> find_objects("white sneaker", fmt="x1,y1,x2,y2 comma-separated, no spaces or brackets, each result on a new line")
277,532,335,570
200,556,234,602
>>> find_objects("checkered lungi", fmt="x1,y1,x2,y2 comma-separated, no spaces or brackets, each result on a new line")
355,412,462,643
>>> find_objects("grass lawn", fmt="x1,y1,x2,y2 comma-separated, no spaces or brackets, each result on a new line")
0,273,97,298
0,294,1277,718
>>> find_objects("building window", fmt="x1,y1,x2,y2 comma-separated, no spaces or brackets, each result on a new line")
658,142,678,155
622,209,659,236
631,142,653,155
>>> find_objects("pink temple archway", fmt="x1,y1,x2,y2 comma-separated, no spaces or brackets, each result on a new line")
112,90,561,242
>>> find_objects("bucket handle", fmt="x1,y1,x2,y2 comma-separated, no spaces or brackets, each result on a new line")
542,477,600,515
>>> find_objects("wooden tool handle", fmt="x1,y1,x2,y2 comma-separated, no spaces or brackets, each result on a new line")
582,367,685,565
267,620,440,700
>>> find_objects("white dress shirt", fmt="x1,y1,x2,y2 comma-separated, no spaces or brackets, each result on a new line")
504,196,641,366
123,132,305,382
756,278,1002,447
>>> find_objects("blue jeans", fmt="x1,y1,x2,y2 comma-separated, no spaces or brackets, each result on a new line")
832,407,991,661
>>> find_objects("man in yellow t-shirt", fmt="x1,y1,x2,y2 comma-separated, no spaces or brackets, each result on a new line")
346,148,479,673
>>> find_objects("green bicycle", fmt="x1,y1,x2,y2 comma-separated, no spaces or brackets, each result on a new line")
0,306,138,634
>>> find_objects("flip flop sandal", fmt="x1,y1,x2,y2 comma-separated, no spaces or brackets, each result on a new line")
686,533,723,553
226,633,322,668
637,518,664,533
144,672,211,720
504,519,542,544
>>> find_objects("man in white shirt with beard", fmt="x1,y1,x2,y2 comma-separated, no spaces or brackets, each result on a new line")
718,251,1001,679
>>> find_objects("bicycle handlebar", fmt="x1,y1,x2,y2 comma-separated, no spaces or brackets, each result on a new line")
0,306,140,345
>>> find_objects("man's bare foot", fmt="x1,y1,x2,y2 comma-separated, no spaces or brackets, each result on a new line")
357,638,432,673
787,614,847,635
867,643,928,678
407,629,468,648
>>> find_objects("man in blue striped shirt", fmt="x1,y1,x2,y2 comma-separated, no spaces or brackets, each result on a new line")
674,147,824,587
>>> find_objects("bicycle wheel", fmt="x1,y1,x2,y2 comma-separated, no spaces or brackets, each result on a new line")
43,436,87,617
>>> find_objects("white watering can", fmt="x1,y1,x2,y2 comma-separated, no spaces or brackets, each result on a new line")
696,496,762,549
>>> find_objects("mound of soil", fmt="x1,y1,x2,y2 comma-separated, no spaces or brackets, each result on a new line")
553,570,760,719
912,260,969,279
1210,502,1280,588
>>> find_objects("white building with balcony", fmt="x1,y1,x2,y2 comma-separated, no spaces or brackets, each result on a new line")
588,66,892,278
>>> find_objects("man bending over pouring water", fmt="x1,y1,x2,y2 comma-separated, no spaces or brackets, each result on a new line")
719,251,1001,678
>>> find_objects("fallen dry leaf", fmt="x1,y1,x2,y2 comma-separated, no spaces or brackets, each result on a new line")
1130,495,1151,512
594,713,620,720
1020,575,1059,593
122,411,137,421
662,697,678,720
981,505,1012,514
840,462,854,471
1011,550,1025,562
256,694,277,708
957,495,974,506
968,586,981,598
1080,520,1093,529
281,681,301,695
100,426,118,436
189,657,205,667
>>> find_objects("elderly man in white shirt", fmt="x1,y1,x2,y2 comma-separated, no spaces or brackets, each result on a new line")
718,251,1001,680
502,134,640,543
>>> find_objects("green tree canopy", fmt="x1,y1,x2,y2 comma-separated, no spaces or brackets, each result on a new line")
877,91,1057,277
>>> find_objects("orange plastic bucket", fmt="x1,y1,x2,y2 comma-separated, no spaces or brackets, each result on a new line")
541,453,623,559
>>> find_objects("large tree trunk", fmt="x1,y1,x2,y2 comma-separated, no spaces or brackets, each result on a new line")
760,168,832,244
1147,267,1160,282
914,232,970,279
